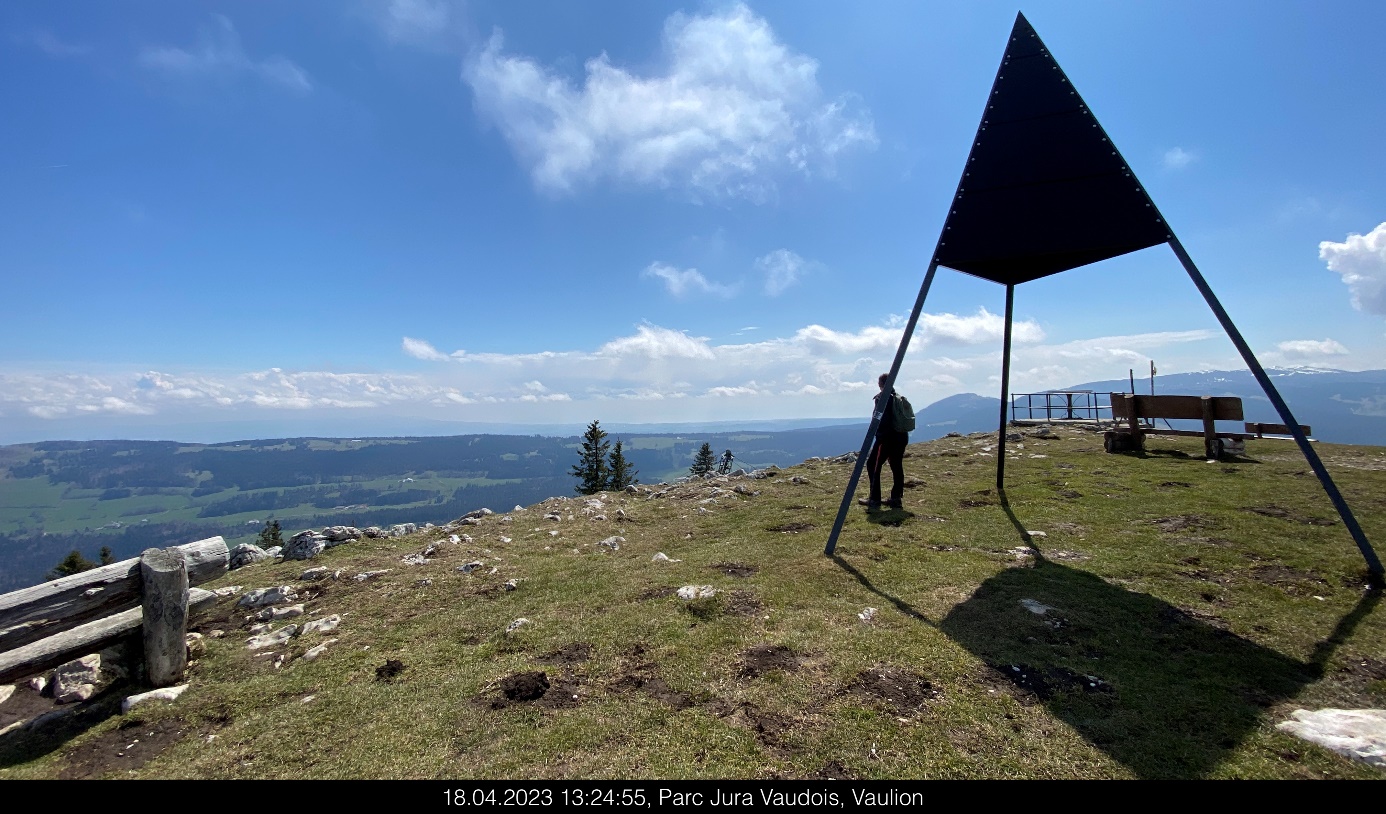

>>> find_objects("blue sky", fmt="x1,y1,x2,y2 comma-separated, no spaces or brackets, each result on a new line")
3,1,1385,443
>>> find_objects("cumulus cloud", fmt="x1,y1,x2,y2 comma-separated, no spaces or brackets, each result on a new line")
1320,222,1386,316
756,249,810,296
1276,338,1349,359
403,336,450,361
642,262,737,297
463,3,875,200
919,308,1045,345
598,324,716,360
140,15,312,93
1162,147,1195,170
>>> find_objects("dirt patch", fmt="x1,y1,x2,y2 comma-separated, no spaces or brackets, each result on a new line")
767,523,815,534
57,716,196,779
1244,506,1337,526
485,670,583,710
637,586,677,601
375,659,406,682
500,671,549,701
987,663,1113,703
1149,514,1216,533
738,644,801,678
1249,565,1329,595
734,703,791,746
537,642,593,665
1056,490,1083,499
958,499,994,508
709,562,758,578
1159,481,1195,488
847,667,939,713
608,673,696,710
1047,550,1090,562
808,759,857,780
724,590,764,617
1049,522,1088,536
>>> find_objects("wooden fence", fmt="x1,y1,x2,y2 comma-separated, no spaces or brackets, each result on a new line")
0,537,229,686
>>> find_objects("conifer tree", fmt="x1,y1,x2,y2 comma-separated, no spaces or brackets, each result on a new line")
607,439,638,491
257,519,284,549
571,420,611,495
48,550,97,581
689,442,716,478
99,546,115,565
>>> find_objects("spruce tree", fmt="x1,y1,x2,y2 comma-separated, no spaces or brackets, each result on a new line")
570,420,611,495
689,442,716,478
257,519,284,549
99,546,115,565
48,550,97,581
607,439,638,491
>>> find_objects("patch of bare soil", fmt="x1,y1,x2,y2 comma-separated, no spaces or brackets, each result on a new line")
847,667,938,713
485,670,583,711
987,663,1114,703
1159,481,1194,488
734,703,792,746
608,673,697,710
0,681,61,733
767,522,815,534
1046,550,1090,562
1244,505,1337,526
1048,521,1088,536
958,499,994,508
808,759,857,780
738,644,801,678
375,659,406,682
55,715,197,779
637,586,677,601
1056,490,1083,499
537,642,593,665
724,590,763,617
1248,565,1329,596
1149,514,1216,533
709,562,758,578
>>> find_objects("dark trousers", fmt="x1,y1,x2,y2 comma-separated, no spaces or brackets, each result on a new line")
867,432,907,505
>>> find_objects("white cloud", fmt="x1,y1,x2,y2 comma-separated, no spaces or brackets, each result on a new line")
793,324,900,356
1162,147,1195,170
403,336,450,361
140,15,312,93
463,3,876,200
19,29,91,58
919,308,1045,345
756,249,810,296
1320,222,1386,316
598,324,716,360
1276,338,1349,358
642,262,737,297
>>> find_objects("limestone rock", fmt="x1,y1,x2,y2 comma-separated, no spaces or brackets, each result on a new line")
121,684,189,714
301,615,341,635
858,607,877,623
237,586,298,609
457,561,485,574
503,579,519,591
228,543,271,570
302,639,337,661
1278,709,1386,768
53,654,103,704
0,684,14,706
733,484,759,496
387,523,417,537
300,566,332,581
401,553,431,566
353,570,390,581
245,624,298,650
283,531,327,561
29,675,49,694
598,536,624,551
678,585,717,600
651,552,681,563
263,546,282,558
185,632,206,660
321,526,362,545
362,526,385,538
213,585,244,598
255,604,305,622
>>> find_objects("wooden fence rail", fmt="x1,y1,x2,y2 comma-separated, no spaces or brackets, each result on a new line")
0,537,228,686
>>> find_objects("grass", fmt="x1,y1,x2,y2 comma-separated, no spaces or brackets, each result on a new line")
2,425,1384,779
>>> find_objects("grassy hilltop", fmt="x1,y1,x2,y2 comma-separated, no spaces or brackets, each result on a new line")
2,426,1385,779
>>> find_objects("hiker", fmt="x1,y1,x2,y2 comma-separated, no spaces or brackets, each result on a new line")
866,373,911,510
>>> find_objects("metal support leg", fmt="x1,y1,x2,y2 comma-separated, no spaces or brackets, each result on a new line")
996,285,1015,491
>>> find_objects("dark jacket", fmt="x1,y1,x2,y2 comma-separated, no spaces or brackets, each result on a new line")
876,390,905,438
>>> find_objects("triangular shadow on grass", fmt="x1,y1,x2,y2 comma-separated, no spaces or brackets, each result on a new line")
835,489,1377,778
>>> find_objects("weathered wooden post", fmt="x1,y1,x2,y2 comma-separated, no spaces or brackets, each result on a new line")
140,547,188,687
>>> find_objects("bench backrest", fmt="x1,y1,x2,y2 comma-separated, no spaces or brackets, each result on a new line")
1109,394,1244,421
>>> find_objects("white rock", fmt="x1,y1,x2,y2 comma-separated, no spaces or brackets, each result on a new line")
302,639,337,661
255,604,305,622
121,684,189,713
186,632,206,660
1026,530,1048,538
505,618,531,634
548,530,559,537
0,684,14,706
247,623,271,635
544,513,562,522
213,585,244,598
448,534,461,543
1020,599,1054,615
283,532,327,561
401,553,431,566
300,567,331,581
1277,709,1386,768
598,536,624,551
858,607,877,623
651,552,682,563
457,561,485,573
514,505,525,511
301,615,341,635
246,625,299,650
228,543,271,570
29,675,48,694
503,579,519,591
53,654,102,704
352,570,390,581
237,586,298,608
263,546,283,558
697,507,713,516
677,585,717,600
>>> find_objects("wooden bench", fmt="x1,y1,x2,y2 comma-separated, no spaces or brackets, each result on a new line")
1245,421,1311,439
1105,393,1251,459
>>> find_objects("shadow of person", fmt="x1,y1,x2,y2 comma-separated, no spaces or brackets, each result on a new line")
929,489,1376,778
866,508,914,528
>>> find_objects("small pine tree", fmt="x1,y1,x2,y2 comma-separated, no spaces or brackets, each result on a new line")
99,546,115,565
571,420,611,495
257,519,284,549
689,442,716,478
48,549,97,581
607,439,638,491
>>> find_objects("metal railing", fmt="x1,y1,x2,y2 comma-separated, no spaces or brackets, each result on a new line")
1009,390,1112,425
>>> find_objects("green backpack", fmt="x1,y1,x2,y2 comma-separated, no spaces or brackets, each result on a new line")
891,392,916,433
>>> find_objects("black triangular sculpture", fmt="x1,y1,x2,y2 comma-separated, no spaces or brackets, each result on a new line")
824,12,1382,583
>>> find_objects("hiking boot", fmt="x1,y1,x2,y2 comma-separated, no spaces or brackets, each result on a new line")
886,500,903,510
866,500,882,511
